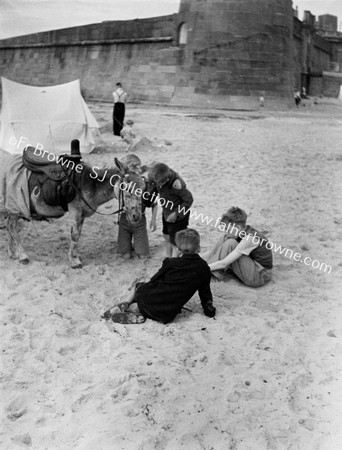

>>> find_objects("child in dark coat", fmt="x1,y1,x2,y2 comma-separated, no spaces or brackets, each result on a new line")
104,228,216,324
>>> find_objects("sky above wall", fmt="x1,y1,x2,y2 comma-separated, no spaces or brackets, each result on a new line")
0,0,342,40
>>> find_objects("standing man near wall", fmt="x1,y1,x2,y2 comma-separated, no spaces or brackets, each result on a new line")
113,82,127,136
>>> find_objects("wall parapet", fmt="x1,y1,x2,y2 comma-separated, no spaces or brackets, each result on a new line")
0,36,173,49
0,14,176,47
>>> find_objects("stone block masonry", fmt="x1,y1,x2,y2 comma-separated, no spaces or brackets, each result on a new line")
0,0,338,106
0,15,179,104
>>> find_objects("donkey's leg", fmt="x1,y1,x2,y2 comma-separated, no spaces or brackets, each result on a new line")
68,206,85,269
6,216,29,264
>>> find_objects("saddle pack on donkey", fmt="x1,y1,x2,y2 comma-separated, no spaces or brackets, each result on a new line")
22,140,81,211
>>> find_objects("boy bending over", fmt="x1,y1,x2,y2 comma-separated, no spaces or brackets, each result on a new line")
202,207,273,287
148,163,193,258
104,228,216,324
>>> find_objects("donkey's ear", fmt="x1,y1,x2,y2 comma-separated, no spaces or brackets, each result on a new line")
114,157,128,174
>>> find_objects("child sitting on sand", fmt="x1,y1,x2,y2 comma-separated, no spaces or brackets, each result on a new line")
201,206,273,287
104,228,216,324
148,162,193,258
120,119,135,152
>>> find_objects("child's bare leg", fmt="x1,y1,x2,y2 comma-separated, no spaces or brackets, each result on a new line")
124,143,131,153
171,244,179,257
129,303,141,313
122,289,136,306
163,234,172,257
115,283,139,310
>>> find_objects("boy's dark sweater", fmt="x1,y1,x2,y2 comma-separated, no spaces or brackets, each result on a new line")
136,254,213,324
157,170,193,220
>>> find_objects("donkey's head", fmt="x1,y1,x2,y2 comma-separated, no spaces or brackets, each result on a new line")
114,157,146,224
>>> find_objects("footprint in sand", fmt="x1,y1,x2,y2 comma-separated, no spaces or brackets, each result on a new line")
6,396,28,421
11,433,32,448
70,393,94,413
7,408,27,421
288,373,315,413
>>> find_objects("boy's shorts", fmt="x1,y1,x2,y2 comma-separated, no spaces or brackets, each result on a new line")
117,214,149,257
162,213,189,245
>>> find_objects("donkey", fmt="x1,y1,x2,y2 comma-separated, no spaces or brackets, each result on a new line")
4,156,146,268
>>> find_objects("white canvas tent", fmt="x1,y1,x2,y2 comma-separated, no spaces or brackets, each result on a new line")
0,77,99,155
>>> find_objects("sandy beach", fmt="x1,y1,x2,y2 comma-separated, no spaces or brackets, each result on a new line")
1,98,342,450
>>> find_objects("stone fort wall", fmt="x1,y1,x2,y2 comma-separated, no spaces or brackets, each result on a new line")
0,15,180,104
0,0,336,106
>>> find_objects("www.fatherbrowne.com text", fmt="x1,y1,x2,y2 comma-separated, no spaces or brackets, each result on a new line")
176,204,332,274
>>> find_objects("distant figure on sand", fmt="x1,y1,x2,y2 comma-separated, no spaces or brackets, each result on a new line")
294,89,301,108
120,119,135,152
104,228,216,324
201,206,273,287
113,82,127,136
148,162,193,257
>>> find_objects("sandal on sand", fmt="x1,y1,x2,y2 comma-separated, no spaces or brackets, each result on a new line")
102,302,131,319
110,312,146,324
